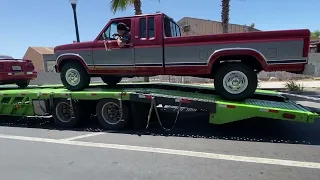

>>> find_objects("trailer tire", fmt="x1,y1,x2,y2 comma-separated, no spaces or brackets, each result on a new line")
96,98,130,130
101,76,122,86
214,63,257,101
60,62,90,91
16,80,30,89
52,99,83,128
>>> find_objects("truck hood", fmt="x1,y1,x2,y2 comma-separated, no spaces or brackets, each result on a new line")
54,41,94,52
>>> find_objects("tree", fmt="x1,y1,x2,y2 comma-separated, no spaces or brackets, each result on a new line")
110,0,150,82
311,30,320,38
221,0,230,33
110,0,142,15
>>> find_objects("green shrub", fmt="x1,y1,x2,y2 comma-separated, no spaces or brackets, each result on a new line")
285,80,304,92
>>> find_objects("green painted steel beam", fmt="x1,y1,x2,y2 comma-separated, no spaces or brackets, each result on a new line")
0,83,318,125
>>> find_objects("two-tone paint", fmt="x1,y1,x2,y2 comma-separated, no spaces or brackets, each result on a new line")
54,13,311,77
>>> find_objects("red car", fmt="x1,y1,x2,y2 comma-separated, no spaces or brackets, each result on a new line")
0,55,37,88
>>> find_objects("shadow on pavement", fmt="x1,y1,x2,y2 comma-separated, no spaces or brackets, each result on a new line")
1,112,320,146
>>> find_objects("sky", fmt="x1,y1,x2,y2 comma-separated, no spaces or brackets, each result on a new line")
0,0,319,58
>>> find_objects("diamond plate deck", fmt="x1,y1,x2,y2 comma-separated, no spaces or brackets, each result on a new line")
245,99,308,111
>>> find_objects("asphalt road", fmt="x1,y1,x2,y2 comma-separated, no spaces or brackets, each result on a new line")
0,115,320,180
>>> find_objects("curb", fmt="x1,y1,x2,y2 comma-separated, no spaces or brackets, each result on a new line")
259,88,287,91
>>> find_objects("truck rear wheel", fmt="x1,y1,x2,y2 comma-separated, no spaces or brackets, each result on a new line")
60,62,90,91
101,76,122,86
214,63,257,101
96,98,130,130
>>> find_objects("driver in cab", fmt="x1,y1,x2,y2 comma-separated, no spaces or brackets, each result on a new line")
116,22,131,48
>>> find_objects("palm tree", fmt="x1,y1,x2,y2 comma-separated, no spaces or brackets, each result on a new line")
110,0,150,82
221,0,230,33
110,0,142,15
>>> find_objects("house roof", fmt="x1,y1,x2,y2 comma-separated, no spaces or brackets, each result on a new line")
29,47,54,55
178,17,260,31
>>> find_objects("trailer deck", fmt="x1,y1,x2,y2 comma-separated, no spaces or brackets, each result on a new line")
0,82,318,130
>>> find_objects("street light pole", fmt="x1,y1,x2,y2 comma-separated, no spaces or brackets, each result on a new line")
70,0,80,42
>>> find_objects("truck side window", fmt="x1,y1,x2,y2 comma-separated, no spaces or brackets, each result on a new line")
140,18,146,38
176,24,181,36
163,16,180,37
164,17,172,37
148,17,155,38
101,22,118,40
170,21,176,37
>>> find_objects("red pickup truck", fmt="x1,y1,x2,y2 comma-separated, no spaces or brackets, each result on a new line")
54,13,314,101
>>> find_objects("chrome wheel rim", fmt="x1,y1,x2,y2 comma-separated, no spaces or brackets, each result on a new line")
66,68,80,86
223,71,248,94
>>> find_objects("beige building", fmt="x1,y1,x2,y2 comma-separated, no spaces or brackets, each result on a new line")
177,17,260,36
23,47,55,72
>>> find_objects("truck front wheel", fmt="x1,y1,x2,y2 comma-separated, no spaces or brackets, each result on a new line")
214,63,257,101
60,62,90,91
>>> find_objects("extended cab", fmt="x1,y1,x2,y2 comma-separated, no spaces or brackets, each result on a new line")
54,13,314,101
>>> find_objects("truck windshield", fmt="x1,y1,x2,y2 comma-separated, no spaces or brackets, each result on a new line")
163,16,181,37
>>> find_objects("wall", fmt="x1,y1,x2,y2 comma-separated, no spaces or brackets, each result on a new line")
23,48,45,72
178,17,258,36
258,53,320,80
43,54,56,72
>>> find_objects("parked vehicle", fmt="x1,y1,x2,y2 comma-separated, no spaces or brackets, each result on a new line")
0,55,37,88
54,13,314,101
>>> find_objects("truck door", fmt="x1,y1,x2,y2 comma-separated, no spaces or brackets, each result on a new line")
92,21,134,71
132,16,164,75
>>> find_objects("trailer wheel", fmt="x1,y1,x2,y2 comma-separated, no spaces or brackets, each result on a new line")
16,80,30,89
60,62,90,91
214,63,257,101
52,99,83,128
101,76,122,86
96,98,130,130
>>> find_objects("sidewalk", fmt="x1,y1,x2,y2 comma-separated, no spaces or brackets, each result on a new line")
199,80,320,90
258,80,320,90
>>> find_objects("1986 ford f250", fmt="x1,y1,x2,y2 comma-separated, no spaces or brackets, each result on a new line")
54,12,314,101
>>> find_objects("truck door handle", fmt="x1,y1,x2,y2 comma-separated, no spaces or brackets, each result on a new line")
84,52,91,56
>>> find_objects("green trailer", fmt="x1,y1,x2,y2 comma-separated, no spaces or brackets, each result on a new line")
0,82,318,130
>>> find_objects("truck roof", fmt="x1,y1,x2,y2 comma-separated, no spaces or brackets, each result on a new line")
110,12,166,21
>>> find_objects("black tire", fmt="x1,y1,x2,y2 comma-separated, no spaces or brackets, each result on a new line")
60,62,90,91
16,80,30,88
214,63,258,101
52,99,85,128
96,98,130,130
101,76,122,86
